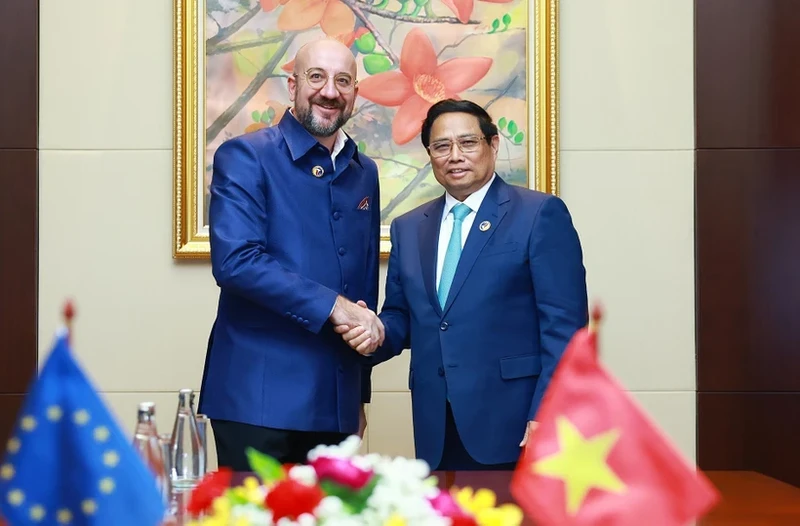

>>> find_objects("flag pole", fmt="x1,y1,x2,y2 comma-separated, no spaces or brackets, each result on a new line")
63,300,76,345
588,302,603,359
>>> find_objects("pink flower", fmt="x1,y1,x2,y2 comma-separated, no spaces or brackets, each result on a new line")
309,456,373,490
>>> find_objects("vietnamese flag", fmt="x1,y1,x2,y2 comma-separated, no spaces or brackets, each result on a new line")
510,308,720,526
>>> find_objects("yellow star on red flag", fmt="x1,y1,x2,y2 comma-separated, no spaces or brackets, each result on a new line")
533,416,626,515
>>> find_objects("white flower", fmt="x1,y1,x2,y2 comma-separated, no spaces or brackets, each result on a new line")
307,435,362,461
276,513,317,526
289,464,318,486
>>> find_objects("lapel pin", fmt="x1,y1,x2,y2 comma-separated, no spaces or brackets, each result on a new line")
312,165,324,177
479,220,491,232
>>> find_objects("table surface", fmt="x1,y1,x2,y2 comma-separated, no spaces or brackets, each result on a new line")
431,470,800,525
175,469,800,525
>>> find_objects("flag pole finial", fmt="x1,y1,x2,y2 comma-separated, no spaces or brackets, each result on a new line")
588,302,603,333
62,300,76,342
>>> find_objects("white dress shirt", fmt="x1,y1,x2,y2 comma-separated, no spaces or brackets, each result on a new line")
331,129,347,170
435,173,496,288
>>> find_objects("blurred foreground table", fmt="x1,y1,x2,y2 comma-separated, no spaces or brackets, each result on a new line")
432,470,800,525
169,469,800,525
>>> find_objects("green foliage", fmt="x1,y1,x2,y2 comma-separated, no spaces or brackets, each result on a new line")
363,54,393,75
245,447,285,484
355,32,376,54
358,141,367,153
496,116,526,145
489,12,513,33
507,120,518,136
318,475,381,514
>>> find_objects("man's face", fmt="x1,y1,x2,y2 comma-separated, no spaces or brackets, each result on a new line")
288,44,358,138
428,112,499,201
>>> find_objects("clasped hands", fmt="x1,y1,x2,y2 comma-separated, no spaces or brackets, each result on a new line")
330,296,383,355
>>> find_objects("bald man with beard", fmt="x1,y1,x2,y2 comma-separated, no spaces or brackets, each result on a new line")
198,39,383,468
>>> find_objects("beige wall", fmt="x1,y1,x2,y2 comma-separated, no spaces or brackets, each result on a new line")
38,0,695,470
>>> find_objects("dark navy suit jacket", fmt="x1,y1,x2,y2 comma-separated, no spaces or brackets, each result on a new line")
372,176,588,468
198,112,379,434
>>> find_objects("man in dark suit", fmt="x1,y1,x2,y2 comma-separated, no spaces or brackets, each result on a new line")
337,99,588,471
198,38,384,469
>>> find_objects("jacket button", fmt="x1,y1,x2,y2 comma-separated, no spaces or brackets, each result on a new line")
343,284,349,293
292,315,298,322
438,367,444,377
338,247,346,255
440,322,448,331
333,211,341,220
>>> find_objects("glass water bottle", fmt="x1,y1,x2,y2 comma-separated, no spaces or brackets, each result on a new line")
169,389,205,491
132,402,170,504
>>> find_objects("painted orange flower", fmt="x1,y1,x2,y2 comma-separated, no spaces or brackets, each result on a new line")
357,28,492,145
261,0,355,37
442,0,514,24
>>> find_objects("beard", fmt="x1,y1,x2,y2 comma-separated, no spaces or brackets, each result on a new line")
295,97,351,137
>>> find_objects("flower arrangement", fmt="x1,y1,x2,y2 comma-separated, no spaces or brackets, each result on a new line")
186,436,524,526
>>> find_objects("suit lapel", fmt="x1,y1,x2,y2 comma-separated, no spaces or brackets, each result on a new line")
418,196,445,316
442,177,510,316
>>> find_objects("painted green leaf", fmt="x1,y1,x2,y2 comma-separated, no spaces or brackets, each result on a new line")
363,54,393,75
502,13,512,26
491,18,500,31
267,107,276,121
358,141,367,153
251,110,260,122
245,447,285,483
507,120,518,136
498,117,507,130
355,32,377,54
513,131,525,144
260,110,271,123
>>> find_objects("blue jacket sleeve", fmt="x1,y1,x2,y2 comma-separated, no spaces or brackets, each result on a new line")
370,219,411,366
208,137,339,334
361,169,381,404
528,196,589,421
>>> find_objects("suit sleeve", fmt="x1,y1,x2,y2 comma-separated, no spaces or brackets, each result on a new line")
209,137,338,334
360,168,381,404
528,196,589,421
370,219,412,366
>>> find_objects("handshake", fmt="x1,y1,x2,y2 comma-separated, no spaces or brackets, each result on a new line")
329,295,384,356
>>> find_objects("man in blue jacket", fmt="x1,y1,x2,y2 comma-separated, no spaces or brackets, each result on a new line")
338,99,588,471
199,38,383,469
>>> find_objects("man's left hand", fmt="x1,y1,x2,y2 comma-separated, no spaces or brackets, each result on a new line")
519,420,538,447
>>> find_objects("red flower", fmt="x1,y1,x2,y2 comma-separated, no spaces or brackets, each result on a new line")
266,479,325,520
186,467,234,516
441,0,514,24
357,28,492,145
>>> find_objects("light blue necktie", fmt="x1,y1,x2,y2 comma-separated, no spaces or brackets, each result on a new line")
438,203,472,308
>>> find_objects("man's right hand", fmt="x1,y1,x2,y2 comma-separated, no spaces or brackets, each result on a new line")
329,296,384,355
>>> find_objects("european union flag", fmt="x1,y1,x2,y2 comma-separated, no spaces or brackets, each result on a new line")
0,329,165,525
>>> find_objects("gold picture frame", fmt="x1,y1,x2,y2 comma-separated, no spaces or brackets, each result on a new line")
173,0,559,259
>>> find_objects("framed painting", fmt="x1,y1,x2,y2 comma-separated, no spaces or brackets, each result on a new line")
173,0,559,258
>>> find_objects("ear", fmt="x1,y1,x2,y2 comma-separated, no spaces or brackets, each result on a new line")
287,75,297,103
490,134,500,159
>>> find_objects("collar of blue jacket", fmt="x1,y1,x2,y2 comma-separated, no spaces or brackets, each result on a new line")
278,109,363,168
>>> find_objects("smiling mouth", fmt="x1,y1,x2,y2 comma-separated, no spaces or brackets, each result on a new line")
448,168,469,175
